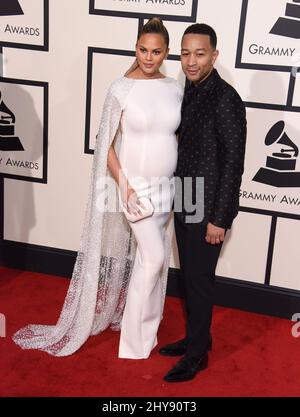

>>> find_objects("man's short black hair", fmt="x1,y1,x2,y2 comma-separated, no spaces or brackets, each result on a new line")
183,23,217,50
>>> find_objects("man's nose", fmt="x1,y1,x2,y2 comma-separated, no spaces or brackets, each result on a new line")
187,55,196,66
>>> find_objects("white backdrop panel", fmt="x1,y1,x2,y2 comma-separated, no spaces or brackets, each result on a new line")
270,218,300,291
216,211,271,284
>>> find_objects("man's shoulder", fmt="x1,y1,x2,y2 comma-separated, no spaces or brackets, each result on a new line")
214,72,243,103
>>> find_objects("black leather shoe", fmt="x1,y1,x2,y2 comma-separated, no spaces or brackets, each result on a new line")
159,335,212,357
163,353,208,382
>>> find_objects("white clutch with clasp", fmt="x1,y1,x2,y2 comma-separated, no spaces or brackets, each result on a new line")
122,196,154,223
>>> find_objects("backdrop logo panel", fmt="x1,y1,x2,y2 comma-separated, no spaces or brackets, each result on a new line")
0,0,49,51
0,78,48,183
240,108,300,215
236,0,300,71
90,0,198,21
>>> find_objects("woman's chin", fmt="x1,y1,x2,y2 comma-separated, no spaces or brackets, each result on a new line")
141,66,158,75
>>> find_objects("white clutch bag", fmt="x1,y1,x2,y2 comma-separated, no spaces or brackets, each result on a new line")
122,196,154,223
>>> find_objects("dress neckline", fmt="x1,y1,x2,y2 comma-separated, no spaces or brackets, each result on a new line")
123,76,169,81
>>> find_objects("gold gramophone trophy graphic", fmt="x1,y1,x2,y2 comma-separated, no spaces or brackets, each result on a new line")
0,91,24,151
253,120,300,187
0,0,24,16
270,0,300,39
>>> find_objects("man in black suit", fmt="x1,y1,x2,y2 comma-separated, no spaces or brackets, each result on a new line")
160,24,247,382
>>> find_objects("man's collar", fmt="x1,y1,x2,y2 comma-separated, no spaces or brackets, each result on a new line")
186,68,219,92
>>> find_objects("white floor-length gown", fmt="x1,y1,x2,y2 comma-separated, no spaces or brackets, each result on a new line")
12,76,183,358
118,76,182,358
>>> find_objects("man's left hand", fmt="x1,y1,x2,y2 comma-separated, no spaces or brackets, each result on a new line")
205,222,225,245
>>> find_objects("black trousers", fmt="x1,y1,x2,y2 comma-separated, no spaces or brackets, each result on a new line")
174,214,224,359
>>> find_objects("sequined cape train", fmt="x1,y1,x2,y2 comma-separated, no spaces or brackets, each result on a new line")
13,77,175,356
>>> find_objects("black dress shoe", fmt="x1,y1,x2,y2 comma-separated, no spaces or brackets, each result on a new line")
163,353,208,382
159,335,212,357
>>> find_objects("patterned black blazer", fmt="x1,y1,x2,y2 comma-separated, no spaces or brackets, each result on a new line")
174,68,247,229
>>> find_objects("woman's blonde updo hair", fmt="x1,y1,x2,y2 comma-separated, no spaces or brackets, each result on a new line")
125,17,169,76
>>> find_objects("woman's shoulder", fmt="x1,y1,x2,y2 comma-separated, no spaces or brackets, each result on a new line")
105,77,135,106
107,76,134,94
166,77,184,96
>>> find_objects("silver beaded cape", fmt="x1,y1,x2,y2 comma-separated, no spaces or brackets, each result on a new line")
12,77,175,356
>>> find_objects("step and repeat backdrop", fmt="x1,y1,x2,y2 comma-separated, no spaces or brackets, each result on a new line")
0,1,299,296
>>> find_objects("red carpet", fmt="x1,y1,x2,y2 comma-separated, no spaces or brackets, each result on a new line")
0,266,299,397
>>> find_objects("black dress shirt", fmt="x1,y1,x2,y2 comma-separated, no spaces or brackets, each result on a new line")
174,68,247,229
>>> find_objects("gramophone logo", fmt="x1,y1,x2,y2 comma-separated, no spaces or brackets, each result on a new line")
0,91,24,151
270,0,300,39
0,0,24,16
253,121,300,188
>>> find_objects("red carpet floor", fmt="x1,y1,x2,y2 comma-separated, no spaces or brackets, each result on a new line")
0,266,299,397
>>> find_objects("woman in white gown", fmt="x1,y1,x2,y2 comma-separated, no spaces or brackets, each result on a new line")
13,18,183,359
